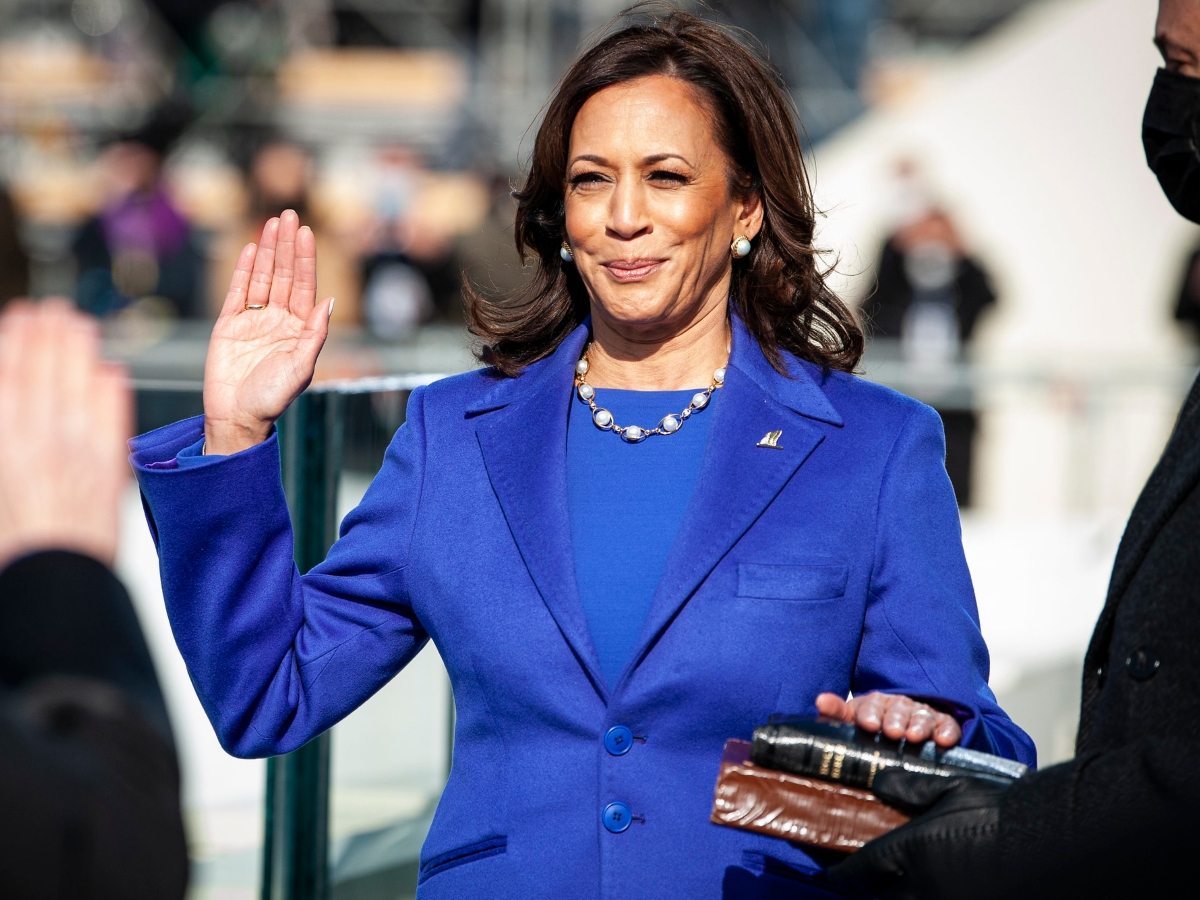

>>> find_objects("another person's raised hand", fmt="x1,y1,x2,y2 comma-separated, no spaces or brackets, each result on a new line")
0,298,132,569
816,690,962,747
204,209,334,455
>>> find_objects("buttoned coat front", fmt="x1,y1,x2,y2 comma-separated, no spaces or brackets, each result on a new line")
132,316,1035,899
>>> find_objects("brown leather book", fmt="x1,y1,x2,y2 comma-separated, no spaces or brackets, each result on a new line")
710,738,910,853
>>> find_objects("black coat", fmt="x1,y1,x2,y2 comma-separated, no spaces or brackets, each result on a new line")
0,551,188,899
991,372,1200,894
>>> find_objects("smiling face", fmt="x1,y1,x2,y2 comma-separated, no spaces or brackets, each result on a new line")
563,74,761,346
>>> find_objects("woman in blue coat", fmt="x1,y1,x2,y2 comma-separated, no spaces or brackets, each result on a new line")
131,8,1034,897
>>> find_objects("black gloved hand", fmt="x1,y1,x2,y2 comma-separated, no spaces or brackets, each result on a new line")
823,769,1011,900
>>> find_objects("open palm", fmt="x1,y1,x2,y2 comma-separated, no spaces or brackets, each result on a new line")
204,210,333,455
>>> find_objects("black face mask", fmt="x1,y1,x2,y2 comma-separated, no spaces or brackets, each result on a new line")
1144,67,1200,223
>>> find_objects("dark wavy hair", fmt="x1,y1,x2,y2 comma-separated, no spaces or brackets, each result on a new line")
465,3,863,377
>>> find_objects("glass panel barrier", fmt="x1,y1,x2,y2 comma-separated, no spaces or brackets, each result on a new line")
270,380,456,900
320,388,453,900
122,379,267,900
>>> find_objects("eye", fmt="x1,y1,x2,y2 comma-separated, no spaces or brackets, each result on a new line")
568,171,606,190
649,169,688,184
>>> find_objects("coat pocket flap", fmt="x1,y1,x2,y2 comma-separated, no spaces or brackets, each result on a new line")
737,563,848,601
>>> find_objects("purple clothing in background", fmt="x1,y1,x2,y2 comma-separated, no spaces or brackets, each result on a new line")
100,189,191,259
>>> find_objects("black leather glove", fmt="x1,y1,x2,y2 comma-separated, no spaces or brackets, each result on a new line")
823,769,1011,900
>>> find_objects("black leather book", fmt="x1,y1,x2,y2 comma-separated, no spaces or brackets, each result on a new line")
750,715,1028,791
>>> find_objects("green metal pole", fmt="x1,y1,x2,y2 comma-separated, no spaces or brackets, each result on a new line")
261,389,344,900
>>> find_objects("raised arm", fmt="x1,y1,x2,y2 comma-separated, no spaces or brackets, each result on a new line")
204,208,335,454
130,214,429,756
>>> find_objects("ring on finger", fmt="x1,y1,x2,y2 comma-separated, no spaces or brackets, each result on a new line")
245,303,267,310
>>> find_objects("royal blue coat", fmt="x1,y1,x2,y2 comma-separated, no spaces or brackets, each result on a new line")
131,315,1035,899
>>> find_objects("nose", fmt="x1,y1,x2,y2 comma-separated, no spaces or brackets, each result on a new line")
607,178,651,240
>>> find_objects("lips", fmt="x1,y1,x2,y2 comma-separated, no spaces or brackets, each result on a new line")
602,258,665,282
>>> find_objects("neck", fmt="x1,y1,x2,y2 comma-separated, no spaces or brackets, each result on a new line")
585,305,731,390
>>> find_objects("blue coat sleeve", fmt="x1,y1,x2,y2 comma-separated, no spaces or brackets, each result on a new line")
857,402,1036,767
130,387,430,758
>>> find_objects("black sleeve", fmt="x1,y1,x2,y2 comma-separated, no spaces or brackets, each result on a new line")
0,551,189,899
991,736,1198,896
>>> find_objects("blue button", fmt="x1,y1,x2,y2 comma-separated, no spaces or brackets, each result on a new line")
604,725,634,756
602,801,632,833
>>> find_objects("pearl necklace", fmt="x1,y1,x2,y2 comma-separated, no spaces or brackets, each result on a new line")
573,344,726,443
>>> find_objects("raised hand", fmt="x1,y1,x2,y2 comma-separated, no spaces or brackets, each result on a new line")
0,298,133,569
203,209,334,455
815,690,962,747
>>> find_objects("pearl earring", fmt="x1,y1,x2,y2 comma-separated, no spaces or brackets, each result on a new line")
560,241,574,263
730,235,752,259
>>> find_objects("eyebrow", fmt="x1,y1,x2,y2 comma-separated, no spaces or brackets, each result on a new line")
567,152,695,168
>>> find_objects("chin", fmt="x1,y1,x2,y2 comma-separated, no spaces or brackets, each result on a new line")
592,285,674,320
595,303,676,333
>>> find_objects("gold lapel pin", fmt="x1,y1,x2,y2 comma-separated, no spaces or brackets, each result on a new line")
756,430,783,449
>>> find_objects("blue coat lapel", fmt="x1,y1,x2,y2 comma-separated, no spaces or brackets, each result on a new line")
620,316,843,684
470,315,845,699
472,323,609,698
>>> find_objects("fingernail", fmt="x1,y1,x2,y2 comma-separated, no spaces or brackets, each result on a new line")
327,297,336,318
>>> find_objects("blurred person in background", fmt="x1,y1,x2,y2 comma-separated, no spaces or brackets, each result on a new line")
826,0,1200,896
71,100,208,323
860,159,998,508
453,168,534,312
0,182,31,307
217,133,361,328
358,143,461,339
0,299,188,898
403,215,463,326
128,6,1033,897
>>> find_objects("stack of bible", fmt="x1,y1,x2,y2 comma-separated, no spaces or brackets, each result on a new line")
710,716,1028,853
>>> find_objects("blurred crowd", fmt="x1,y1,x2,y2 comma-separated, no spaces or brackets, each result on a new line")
0,0,535,342
0,0,1194,461
0,106,523,339
0,0,911,347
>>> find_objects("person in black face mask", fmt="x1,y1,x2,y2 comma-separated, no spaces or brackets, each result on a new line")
822,1,1200,897
1145,7,1200,222
1147,12,1200,344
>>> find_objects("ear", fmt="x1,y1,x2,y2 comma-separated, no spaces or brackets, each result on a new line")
735,187,764,241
